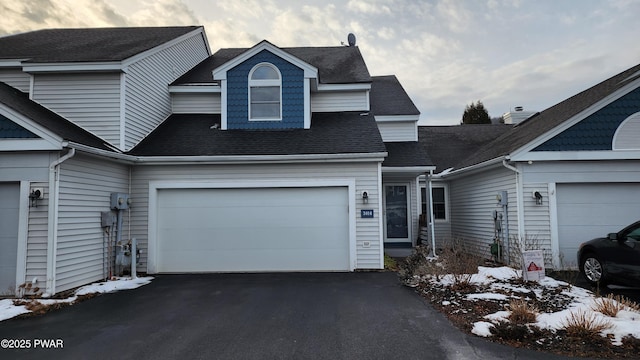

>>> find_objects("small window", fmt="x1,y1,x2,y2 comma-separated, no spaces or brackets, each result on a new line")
249,63,281,120
421,186,447,221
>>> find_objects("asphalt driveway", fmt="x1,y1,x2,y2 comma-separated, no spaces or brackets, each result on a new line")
1,272,588,360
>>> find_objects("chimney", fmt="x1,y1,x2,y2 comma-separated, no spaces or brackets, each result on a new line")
503,106,536,125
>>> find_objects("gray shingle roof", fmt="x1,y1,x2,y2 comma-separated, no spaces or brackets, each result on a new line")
383,141,432,167
456,62,640,169
0,26,201,63
0,82,113,150
128,112,386,157
418,125,512,172
370,76,420,116
172,45,371,85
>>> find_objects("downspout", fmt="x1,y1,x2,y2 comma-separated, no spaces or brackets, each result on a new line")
427,170,436,257
502,159,523,264
45,148,76,297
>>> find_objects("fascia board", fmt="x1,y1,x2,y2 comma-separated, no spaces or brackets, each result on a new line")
510,76,640,160
0,60,27,67
134,152,388,165
122,27,210,66
0,139,61,151
512,150,640,162
0,105,63,146
212,41,318,80
169,85,221,93
437,157,505,179
22,62,123,73
375,115,419,122
381,166,435,173
316,83,371,91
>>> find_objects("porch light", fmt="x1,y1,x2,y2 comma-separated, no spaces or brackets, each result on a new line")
362,191,369,204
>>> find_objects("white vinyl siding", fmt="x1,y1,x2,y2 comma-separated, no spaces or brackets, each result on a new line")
124,34,210,150
54,154,129,293
130,162,382,270
31,73,121,146
521,183,552,267
0,68,30,93
171,93,221,114
421,183,452,247
311,91,369,112
376,121,418,142
449,166,517,259
26,181,49,289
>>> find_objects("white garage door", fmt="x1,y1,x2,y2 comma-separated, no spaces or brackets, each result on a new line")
0,183,19,291
156,187,350,272
557,183,640,267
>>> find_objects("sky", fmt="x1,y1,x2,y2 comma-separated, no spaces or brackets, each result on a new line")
1,0,639,125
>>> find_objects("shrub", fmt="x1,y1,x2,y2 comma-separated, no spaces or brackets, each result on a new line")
560,310,612,339
593,293,640,317
508,298,538,324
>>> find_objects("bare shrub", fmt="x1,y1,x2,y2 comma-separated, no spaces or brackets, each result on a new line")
490,321,544,342
398,245,439,283
438,238,483,291
593,293,640,316
560,310,612,339
508,298,538,324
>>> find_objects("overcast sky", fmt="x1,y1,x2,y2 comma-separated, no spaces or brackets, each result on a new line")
2,0,639,125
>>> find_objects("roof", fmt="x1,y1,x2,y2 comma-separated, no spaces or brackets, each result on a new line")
383,141,432,168
418,125,512,172
0,26,201,63
128,112,386,157
173,45,370,85
0,82,113,150
456,62,640,169
370,76,420,116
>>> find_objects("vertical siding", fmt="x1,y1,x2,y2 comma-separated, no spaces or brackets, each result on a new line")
311,91,369,112
130,162,382,270
0,69,30,93
171,93,221,114
449,166,517,260
31,73,121,146
376,121,418,142
125,34,210,150
55,154,129,293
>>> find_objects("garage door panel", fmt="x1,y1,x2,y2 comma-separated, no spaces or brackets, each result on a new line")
156,187,350,272
557,183,640,267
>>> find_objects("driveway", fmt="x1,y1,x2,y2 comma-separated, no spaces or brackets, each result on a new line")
1,272,587,360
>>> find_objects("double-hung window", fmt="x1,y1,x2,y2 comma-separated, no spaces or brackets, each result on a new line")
249,63,281,120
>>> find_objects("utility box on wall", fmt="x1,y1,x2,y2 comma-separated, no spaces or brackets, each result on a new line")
110,193,131,210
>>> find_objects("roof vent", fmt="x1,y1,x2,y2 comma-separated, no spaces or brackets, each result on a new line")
514,106,523,112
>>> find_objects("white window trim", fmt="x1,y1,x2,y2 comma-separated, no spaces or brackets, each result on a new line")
248,63,282,121
423,185,448,222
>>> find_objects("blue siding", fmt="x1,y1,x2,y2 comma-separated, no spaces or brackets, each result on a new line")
0,115,38,138
535,87,640,151
227,50,305,129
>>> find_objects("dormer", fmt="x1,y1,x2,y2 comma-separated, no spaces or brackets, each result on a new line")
212,41,318,130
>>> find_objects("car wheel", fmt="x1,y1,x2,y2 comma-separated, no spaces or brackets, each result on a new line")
580,253,606,286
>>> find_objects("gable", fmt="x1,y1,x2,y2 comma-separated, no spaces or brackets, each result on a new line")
0,114,38,138
534,86,640,151
226,50,305,130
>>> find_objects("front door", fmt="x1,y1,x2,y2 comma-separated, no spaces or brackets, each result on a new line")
384,184,410,244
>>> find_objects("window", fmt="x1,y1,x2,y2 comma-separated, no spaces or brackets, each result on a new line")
249,63,281,120
421,186,447,220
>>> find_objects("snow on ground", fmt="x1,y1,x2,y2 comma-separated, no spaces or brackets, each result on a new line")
465,266,640,345
0,276,153,322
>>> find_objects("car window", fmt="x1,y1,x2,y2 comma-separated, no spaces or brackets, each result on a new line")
626,226,640,241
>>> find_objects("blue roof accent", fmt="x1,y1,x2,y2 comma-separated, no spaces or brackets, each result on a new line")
535,86,640,151
0,114,38,138
226,50,305,130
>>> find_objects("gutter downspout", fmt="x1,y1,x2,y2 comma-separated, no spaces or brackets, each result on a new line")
427,170,437,257
45,148,76,297
502,159,523,264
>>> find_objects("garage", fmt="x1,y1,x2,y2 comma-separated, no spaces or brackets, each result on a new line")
155,186,351,272
557,183,640,267
0,183,19,292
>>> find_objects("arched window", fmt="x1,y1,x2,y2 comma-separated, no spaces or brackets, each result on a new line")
248,63,281,120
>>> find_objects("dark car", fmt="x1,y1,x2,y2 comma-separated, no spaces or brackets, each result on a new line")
578,220,640,287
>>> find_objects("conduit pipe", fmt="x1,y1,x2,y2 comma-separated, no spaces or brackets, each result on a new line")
44,148,76,296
